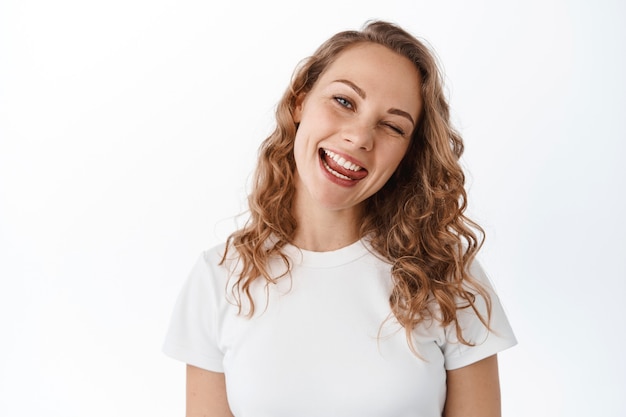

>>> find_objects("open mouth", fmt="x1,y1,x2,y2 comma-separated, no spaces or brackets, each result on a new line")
319,149,368,181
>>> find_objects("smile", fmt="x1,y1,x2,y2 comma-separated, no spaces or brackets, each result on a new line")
319,149,368,181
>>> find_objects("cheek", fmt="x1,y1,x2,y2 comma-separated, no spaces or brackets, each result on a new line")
385,142,411,170
292,133,304,164
292,129,312,170
300,101,337,132
377,144,411,184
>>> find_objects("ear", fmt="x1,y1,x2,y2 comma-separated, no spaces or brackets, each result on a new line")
293,93,306,123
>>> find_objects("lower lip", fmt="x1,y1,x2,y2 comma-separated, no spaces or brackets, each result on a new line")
318,152,361,187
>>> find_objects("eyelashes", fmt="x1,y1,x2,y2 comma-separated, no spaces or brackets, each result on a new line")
334,95,353,109
332,95,407,138
384,123,405,136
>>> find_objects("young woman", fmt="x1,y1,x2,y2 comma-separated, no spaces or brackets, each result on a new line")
164,21,516,417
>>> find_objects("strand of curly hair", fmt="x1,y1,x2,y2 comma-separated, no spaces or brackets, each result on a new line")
221,21,491,352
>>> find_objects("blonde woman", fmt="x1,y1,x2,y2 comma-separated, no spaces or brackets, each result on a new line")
164,21,516,417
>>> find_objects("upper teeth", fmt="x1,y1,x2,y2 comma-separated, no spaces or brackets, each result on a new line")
323,149,362,171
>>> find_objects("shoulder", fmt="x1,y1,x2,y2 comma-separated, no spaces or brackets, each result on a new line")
193,242,236,279
442,258,517,369
180,243,233,299
200,242,228,266
466,258,494,290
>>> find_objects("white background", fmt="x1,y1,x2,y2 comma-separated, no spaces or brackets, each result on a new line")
1,0,624,415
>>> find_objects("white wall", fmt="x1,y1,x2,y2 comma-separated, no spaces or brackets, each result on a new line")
1,0,624,415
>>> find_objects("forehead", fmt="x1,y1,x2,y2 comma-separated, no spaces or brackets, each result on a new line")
317,43,422,116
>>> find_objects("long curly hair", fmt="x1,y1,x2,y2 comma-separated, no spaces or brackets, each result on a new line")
221,20,491,349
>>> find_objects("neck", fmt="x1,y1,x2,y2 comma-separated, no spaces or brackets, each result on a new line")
291,195,363,252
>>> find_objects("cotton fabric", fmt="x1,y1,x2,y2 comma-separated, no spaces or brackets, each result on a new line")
163,240,516,416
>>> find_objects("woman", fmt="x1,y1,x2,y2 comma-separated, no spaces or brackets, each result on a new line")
164,21,516,417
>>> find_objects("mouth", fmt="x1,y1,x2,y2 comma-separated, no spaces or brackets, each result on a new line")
319,148,368,181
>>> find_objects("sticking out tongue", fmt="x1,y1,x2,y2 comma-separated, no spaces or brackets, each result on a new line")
320,149,368,181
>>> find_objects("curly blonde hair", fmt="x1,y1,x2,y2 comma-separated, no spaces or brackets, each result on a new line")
222,20,490,348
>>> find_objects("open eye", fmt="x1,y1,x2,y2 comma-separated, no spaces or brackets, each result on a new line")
333,96,353,109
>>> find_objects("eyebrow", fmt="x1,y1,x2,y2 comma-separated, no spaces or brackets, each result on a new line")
333,79,416,127
388,108,415,127
334,79,366,99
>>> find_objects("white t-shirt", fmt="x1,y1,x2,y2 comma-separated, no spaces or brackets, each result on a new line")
163,239,516,417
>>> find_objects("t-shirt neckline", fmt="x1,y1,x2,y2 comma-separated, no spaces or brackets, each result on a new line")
282,239,371,268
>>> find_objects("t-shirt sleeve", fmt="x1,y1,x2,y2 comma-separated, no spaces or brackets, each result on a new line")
441,260,517,370
162,252,225,372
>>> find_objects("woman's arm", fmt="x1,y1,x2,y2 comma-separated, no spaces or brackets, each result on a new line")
443,354,502,417
186,365,234,417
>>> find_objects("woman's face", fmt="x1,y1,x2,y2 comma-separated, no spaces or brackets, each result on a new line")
292,42,422,216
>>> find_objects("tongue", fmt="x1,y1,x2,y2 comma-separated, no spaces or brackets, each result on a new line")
322,152,368,180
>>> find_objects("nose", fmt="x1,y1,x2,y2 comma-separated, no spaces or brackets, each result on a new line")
343,122,374,151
